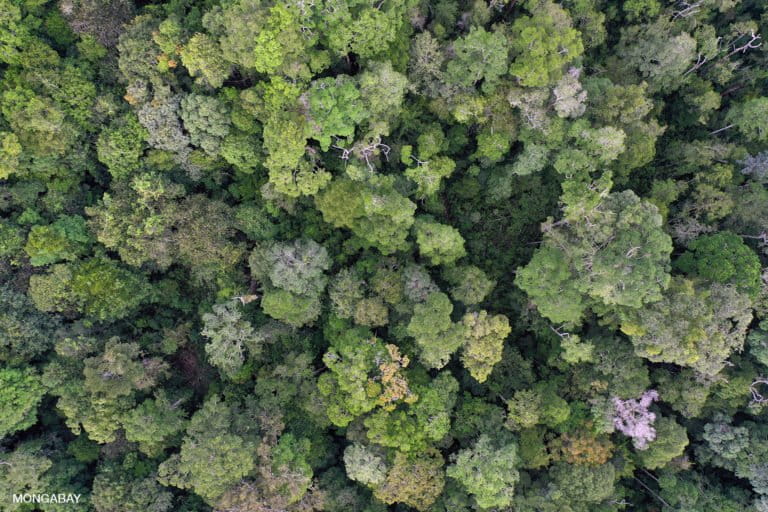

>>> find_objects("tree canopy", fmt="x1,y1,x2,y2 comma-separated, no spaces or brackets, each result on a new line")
1,0,767,510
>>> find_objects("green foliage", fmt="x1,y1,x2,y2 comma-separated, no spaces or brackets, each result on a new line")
407,292,464,369
251,239,330,296
559,334,594,364
0,216,26,255
446,435,520,509
2,0,768,509
315,177,416,254
446,27,509,93
364,371,458,452
373,449,445,511
613,19,696,93
344,443,387,486
249,5,308,76
220,132,263,174
180,93,230,155
157,396,256,502
201,300,261,379
24,215,91,266
452,393,506,443
359,61,408,137
0,290,60,364
245,77,321,196
261,288,322,327
83,338,167,398
548,462,616,506
318,324,391,426
404,156,456,198
87,176,244,279
413,216,466,266
0,367,45,439
250,238,330,326
271,433,314,504
637,417,688,469
619,277,753,376
461,310,511,383
657,471,754,512
28,257,152,321
122,394,187,457
748,327,768,368
517,190,672,323
0,0,29,66
676,232,762,296
91,457,173,512
317,0,411,61
205,0,312,78
515,246,587,324
181,33,230,88
96,114,147,179
509,5,584,87
1,86,73,157
505,389,543,431
623,0,661,20
0,131,22,179
307,75,367,151
443,265,495,305
728,97,768,142
0,441,54,511
703,414,749,460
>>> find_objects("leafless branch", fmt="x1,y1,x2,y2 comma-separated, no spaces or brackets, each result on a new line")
727,32,762,57
672,1,702,20
750,378,768,405
684,53,708,76
710,124,735,136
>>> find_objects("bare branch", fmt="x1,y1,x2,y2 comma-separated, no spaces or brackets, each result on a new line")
710,124,735,136
727,31,762,57
750,378,768,405
672,1,702,20
683,53,708,76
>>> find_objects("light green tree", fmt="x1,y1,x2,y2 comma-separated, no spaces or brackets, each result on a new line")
407,292,465,369
619,277,753,376
24,215,92,266
517,190,672,323
157,396,256,503
82,338,168,399
461,310,511,383
306,75,368,151
413,217,466,266
201,300,260,379
180,33,230,88
0,368,45,439
344,444,388,487
315,177,416,255
726,97,768,143
637,417,689,469
122,393,187,457
447,435,520,510
446,27,509,93
509,6,584,87
28,257,152,321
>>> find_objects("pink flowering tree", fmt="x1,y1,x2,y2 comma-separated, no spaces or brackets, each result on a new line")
612,390,659,450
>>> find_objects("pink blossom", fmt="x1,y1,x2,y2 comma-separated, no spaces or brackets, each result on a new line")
612,390,659,450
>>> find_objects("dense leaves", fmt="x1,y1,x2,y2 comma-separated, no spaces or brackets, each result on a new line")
1,0,767,510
